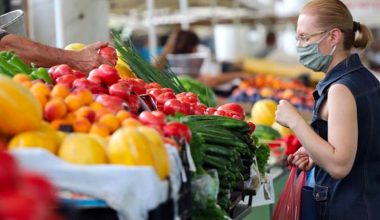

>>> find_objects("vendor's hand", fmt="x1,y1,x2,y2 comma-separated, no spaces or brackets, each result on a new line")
287,147,314,171
71,41,111,73
275,100,303,128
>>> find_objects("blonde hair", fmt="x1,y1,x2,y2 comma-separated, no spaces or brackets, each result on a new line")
302,0,373,51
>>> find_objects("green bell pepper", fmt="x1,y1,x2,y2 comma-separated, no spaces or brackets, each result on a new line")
30,67,52,83
0,56,19,76
0,51,13,60
8,54,32,74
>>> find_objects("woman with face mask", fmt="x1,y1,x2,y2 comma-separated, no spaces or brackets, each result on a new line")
275,0,380,219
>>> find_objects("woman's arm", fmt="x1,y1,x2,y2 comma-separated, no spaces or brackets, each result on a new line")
276,84,358,179
0,34,110,73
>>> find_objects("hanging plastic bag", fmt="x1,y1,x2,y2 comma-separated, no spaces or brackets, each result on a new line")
272,166,306,220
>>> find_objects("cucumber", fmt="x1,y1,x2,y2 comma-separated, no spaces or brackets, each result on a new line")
198,133,247,149
204,144,237,157
182,115,249,129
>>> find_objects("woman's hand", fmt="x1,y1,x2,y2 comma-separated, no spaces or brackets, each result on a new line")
275,100,303,128
287,147,314,171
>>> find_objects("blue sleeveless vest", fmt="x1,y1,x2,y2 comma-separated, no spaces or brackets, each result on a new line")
311,54,380,220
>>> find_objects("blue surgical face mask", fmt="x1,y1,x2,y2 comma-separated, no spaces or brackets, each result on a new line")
297,32,337,72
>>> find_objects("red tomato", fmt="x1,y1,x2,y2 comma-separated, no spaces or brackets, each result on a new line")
98,46,117,66
73,78,107,94
156,92,176,106
21,172,57,206
125,94,141,113
87,69,103,85
95,94,126,113
147,88,163,98
163,122,192,143
176,92,199,104
213,110,226,116
160,88,174,94
0,189,46,220
72,70,87,79
248,122,256,134
55,74,77,88
217,103,245,117
49,64,73,82
145,82,161,90
192,103,207,115
205,107,217,115
138,111,166,126
109,82,131,101
96,64,120,86
163,99,182,115
180,102,192,115
119,79,146,95
0,152,20,193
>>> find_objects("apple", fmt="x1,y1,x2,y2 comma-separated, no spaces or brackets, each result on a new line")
192,103,207,115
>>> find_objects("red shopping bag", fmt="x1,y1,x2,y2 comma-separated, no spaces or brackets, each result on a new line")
272,166,306,220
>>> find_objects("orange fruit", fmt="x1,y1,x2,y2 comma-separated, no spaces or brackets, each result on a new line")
30,82,50,98
75,106,96,123
89,123,110,137
98,114,120,133
51,119,73,130
95,108,112,121
21,80,33,89
33,93,49,108
64,94,84,112
116,110,132,123
44,98,67,121
72,88,93,105
51,84,71,99
121,118,142,127
13,73,31,83
73,117,91,133
90,102,104,111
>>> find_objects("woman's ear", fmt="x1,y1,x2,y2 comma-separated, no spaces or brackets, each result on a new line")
329,28,343,47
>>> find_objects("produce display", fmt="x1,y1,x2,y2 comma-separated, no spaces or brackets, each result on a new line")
230,74,314,111
0,37,268,220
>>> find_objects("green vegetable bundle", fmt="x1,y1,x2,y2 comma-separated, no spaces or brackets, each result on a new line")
181,115,256,211
112,33,186,94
